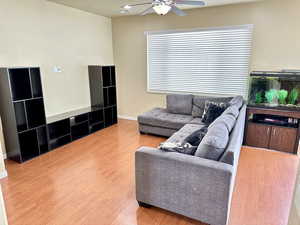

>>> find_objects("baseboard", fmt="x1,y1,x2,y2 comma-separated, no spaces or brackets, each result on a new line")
0,170,7,179
118,115,137,121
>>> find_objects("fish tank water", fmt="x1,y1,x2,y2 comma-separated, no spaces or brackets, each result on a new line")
248,71,300,110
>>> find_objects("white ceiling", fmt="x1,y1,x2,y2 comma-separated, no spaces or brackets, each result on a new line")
47,0,259,17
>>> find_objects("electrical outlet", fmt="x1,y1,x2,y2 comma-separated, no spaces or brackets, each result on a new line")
53,67,62,73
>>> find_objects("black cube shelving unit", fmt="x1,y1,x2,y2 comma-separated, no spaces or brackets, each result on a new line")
89,65,118,127
0,66,117,163
0,67,48,163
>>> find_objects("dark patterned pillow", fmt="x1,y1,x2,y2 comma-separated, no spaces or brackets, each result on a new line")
201,101,228,124
184,126,208,146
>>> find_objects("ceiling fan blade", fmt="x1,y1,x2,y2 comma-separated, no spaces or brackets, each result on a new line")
129,2,153,7
140,6,155,15
175,0,205,6
171,5,187,16
122,2,152,9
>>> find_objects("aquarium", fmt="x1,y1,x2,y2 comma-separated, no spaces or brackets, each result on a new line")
248,71,300,110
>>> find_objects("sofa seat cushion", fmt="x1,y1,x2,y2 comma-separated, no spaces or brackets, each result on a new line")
166,124,206,143
138,108,193,130
188,118,205,125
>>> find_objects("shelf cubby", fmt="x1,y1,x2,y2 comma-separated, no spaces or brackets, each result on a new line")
49,135,71,150
25,98,46,129
37,126,49,154
90,122,105,133
14,102,28,132
18,129,40,162
71,121,89,141
29,68,43,98
70,113,88,126
102,67,111,87
108,87,116,106
9,68,32,101
111,67,116,86
89,110,104,125
48,119,70,140
105,107,113,127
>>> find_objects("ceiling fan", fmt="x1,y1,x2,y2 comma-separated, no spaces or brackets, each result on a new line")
121,0,205,16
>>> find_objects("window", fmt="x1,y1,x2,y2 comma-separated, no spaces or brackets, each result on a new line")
146,25,253,97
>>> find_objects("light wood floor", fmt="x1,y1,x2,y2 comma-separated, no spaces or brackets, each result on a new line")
0,119,299,225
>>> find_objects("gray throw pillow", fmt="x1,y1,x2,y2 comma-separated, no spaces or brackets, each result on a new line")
229,96,244,109
192,96,232,118
167,94,193,115
195,120,229,160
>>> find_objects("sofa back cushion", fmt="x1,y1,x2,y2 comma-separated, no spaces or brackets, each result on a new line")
194,120,229,160
229,96,244,109
192,96,232,118
208,105,240,133
166,94,193,115
219,104,246,165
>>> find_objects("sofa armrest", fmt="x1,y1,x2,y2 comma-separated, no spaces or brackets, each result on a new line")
135,147,234,225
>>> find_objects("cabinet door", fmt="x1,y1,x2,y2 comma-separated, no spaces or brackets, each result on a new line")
245,123,271,149
269,126,297,154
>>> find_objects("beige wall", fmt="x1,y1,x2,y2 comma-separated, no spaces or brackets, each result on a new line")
0,0,114,117
0,186,8,225
112,0,300,118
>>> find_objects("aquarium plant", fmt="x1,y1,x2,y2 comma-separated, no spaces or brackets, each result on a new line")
288,88,299,105
255,91,263,104
265,89,278,105
278,89,288,105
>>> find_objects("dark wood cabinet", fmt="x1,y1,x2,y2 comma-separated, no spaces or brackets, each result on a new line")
245,123,271,149
269,126,297,153
244,106,300,154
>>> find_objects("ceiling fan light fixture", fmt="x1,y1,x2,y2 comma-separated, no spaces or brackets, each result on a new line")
153,3,171,15
123,4,132,10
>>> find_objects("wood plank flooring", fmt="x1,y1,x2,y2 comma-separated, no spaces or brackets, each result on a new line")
0,119,298,225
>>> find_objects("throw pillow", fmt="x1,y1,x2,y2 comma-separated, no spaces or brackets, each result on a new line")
192,96,232,118
184,126,208,146
194,121,229,160
201,101,228,124
166,94,193,115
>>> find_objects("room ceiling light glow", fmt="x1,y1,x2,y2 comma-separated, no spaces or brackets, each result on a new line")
153,3,171,15
123,4,132,9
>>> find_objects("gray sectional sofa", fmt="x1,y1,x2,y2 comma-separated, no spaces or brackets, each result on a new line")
136,94,246,225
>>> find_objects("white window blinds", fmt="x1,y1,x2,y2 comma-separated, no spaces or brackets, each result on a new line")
146,25,253,97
